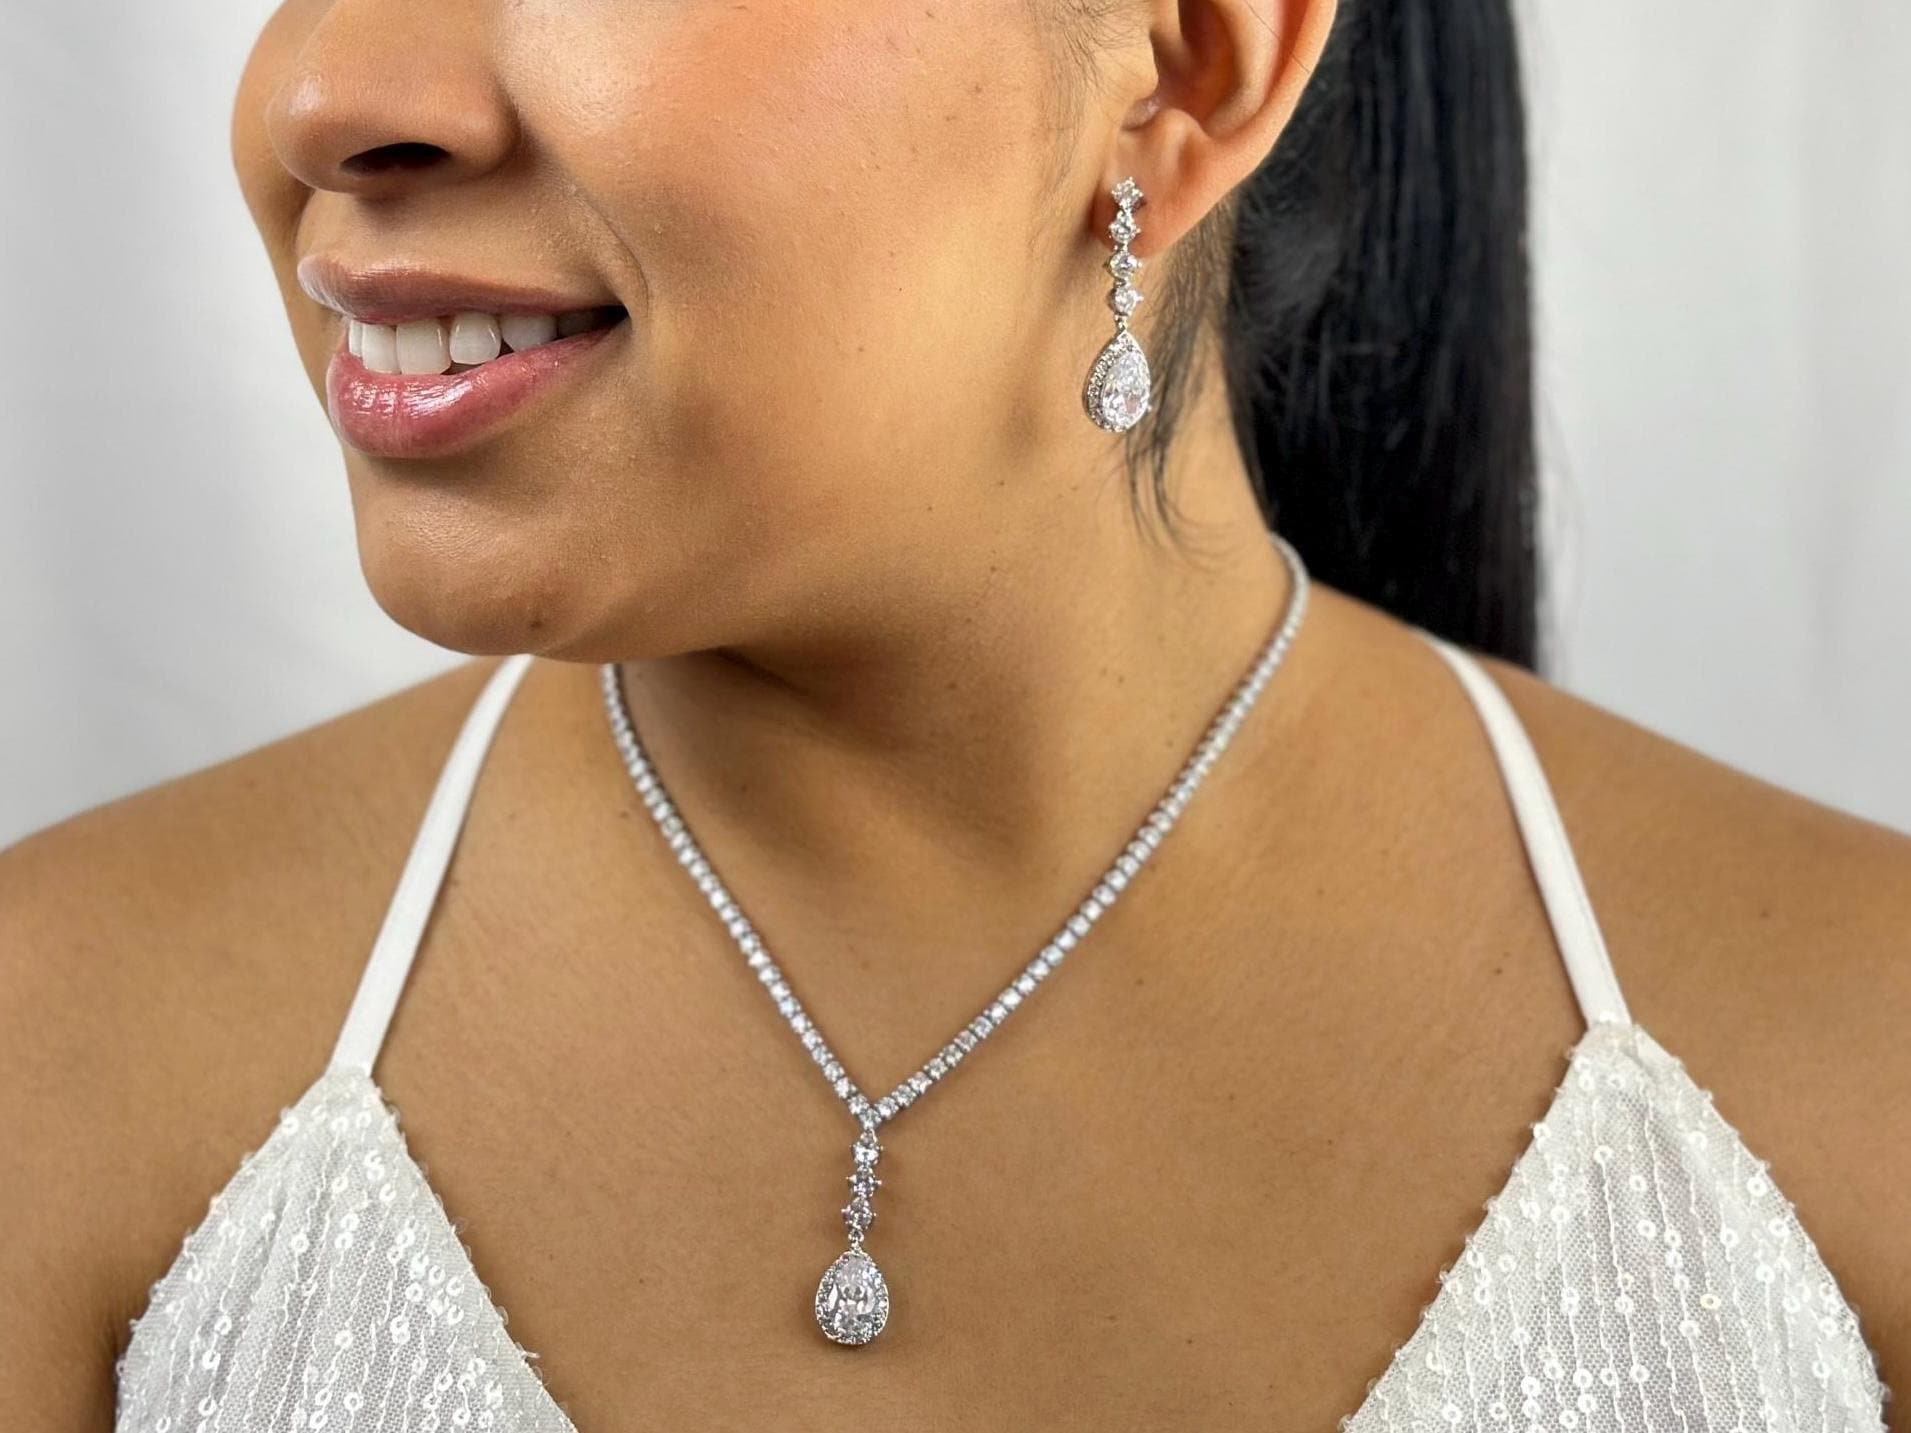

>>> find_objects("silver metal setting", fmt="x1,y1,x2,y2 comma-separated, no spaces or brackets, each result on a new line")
1083,176,1152,434
598,531,1311,1345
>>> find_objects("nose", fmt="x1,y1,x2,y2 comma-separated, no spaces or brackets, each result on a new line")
265,0,517,198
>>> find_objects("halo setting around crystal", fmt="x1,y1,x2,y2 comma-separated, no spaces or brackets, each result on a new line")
815,1250,891,1346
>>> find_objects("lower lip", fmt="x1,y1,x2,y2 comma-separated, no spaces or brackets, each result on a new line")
325,324,621,459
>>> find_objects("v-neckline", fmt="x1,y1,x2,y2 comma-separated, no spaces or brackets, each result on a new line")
326,1022,1631,1431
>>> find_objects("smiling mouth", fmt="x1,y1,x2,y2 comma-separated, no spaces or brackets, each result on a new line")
346,305,629,375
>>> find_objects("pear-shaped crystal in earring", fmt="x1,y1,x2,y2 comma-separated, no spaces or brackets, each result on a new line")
1083,329,1152,433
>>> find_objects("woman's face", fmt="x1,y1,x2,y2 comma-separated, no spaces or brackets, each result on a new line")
234,0,1140,659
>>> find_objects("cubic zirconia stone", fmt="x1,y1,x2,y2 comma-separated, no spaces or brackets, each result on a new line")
815,1251,890,1345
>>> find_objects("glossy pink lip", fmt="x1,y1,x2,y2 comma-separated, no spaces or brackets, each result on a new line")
326,324,621,460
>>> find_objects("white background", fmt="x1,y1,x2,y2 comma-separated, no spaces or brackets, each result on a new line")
2,1,1906,849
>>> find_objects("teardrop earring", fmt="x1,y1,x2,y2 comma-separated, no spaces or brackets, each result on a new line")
1081,176,1152,434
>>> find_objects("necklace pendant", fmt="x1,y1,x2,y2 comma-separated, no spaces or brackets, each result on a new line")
815,1124,891,1345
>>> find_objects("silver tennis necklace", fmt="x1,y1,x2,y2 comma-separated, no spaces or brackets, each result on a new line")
598,530,1309,1346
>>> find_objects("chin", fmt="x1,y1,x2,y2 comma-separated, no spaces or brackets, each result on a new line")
343,477,567,655
358,541,564,656
351,505,701,664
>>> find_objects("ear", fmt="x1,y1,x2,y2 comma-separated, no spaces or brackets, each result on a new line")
1101,0,1338,256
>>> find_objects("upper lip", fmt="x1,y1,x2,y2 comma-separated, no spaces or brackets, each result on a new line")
297,255,621,325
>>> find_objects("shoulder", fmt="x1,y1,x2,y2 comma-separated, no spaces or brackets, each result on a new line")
0,655,508,1073
1476,648,1911,1360
0,655,507,1405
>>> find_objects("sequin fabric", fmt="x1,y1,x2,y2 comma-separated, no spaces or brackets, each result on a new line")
114,1020,1885,1431
1345,1020,1885,1433
114,1067,577,1432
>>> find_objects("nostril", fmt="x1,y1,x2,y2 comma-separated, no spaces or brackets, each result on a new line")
340,141,451,177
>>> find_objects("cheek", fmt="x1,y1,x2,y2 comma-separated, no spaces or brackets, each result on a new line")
507,0,1056,506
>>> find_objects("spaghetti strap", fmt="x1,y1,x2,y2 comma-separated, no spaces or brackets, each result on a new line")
1419,633,1632,1028
328,653,537,1076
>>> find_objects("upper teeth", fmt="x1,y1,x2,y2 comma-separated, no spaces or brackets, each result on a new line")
347,310,605,374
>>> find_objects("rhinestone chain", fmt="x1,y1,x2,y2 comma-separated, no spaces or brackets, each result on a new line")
598,529,1310,1132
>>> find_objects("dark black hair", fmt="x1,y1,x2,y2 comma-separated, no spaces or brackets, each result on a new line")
1113,0,1541,667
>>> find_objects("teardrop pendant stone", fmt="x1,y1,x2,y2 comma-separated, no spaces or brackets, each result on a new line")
814,1249,891,1345
1083,330,1152,433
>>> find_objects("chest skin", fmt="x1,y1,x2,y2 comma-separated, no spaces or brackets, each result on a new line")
276,717,1587,1432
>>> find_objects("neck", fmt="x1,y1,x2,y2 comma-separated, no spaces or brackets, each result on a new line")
607,368,1306,958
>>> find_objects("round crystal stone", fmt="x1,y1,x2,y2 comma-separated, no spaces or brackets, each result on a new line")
815,1250,890,1345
